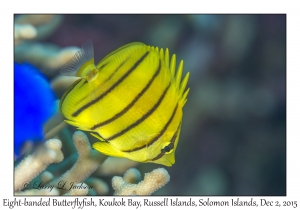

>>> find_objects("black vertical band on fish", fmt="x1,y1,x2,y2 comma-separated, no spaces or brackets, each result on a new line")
74,57,129,105
122,102,179,153
72,51,150,117
91,59,162,130
102,58,128,84
106,81,171,141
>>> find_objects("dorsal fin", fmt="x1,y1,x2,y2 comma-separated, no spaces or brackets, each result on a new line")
60,40,95,78
156,46,190,106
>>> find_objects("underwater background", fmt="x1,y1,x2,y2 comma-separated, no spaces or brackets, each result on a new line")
14,14,286,196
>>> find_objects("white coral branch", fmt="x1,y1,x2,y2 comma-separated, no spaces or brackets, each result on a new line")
63,183,89,196
112,168,170,195
49,131,107,194
14,139,63,192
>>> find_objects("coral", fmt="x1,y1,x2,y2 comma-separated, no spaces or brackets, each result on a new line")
112,168,170,195
40,171,55,184
12,14,287,196
63,183,89,196
123,168,141,184
49,131,107,194
14,131,112,196
85,177,109,195
44,120,68,140
14,14,80,75
13,15,175,196
14,15,62,45
14,139,63,192
14,24,37,45
97,157,139,176
15,42,80,75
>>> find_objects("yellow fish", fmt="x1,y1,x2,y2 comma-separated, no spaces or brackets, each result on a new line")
60,40,189,166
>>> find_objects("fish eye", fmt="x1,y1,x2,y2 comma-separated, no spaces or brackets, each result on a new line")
164,146,171,152
162,142,174,154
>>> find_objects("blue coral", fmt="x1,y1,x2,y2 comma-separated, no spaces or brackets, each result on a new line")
14,62,57,155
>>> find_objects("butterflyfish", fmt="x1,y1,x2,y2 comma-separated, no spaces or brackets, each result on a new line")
60,40,189,166
14,62,57,156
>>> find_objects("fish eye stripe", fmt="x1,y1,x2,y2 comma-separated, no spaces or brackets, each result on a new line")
71,51,150,117
150,121,181,161
90,59,162,130
122,102,178,153
106,81,171,141
151,149,165,161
